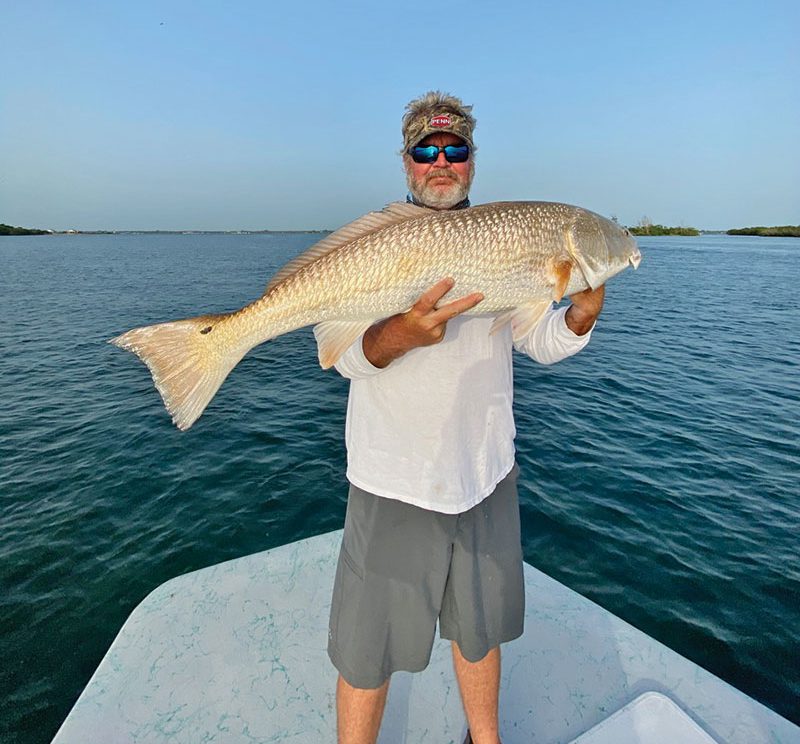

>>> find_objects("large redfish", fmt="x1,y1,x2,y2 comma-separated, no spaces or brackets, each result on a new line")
111,201,641,430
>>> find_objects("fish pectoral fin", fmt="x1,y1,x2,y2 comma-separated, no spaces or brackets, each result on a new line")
490,301,551,342
314,320,376,369
551,259,573,302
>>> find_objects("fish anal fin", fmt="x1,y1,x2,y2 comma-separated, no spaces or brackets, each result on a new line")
266,202,432,293
490,301,551,342
314,319,375,369
551,259,573,302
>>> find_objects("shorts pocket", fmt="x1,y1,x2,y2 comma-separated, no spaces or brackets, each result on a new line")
329,544,366,666
341,544,364,581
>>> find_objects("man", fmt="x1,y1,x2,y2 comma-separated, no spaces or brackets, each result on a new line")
320,91,604,744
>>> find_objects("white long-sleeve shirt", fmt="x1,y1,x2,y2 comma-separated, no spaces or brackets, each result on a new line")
324,304,592,514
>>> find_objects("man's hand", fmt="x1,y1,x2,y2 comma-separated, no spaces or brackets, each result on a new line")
363,278,484,369
565,285,605,336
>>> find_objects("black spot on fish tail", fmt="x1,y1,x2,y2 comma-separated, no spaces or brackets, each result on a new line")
200,326,213,334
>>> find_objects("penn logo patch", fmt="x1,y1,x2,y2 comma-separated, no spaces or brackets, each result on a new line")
430,115,452,128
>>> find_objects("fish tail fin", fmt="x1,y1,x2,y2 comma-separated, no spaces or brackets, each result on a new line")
110,313,249,431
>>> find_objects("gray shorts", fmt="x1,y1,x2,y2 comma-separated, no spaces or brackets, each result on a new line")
328,465,524,689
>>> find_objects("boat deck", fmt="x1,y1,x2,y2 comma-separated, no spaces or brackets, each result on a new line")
52,530,799,743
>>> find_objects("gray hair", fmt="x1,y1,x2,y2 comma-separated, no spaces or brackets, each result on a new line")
401,91,477,152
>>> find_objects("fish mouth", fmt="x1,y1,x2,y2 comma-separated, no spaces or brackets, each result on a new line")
625,238,642,269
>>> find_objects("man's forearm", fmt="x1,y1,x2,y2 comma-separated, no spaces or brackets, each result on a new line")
565,285,605,336
363,318,407,369
564,305,598,336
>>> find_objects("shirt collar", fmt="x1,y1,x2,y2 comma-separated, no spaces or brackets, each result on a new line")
406,194,471,210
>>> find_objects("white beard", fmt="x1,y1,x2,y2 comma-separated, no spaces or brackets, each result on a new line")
406,164,473,210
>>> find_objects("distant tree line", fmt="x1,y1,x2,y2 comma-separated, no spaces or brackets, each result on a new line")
0,223,49,235
628,224,699,236
624,215,699,236
727,226,800,237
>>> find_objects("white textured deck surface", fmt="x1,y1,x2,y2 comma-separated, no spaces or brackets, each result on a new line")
53,530,799,743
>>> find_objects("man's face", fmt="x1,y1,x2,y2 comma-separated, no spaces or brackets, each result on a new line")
405,132,474,210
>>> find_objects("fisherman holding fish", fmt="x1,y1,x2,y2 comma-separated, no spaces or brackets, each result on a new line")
112,89,640,744
325,92,607,744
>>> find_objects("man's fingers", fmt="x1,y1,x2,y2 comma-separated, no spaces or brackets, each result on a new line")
431,292,484,321
413,278,455,314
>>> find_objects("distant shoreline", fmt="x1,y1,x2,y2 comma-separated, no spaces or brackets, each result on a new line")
628,225,699,236
0,227,331,236
3,223,798,238
726,226,800,238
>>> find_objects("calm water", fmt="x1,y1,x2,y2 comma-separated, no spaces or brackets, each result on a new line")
1,232,798,741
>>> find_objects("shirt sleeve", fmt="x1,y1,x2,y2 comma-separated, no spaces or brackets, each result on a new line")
316,329,385,380
513,304,594,365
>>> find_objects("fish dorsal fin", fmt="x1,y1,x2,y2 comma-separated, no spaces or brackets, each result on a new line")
266,202,431,292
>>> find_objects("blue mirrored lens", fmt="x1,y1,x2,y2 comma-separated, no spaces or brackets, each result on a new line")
409,145,470,163
443,145,469,162
410,146,439,163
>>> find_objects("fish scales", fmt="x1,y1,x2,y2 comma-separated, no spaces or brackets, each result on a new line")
266,204,548,325
111,201,640,429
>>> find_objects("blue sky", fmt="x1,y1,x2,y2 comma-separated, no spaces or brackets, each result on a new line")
2,0,797,231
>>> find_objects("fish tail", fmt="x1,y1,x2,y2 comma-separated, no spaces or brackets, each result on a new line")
109,313,249,431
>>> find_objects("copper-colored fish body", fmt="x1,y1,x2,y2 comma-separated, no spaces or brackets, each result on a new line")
111,201,640,429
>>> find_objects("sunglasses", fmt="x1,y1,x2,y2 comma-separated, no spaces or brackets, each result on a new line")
408,144,470,164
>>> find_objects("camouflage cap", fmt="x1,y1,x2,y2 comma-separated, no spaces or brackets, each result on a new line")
402,91,476,152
